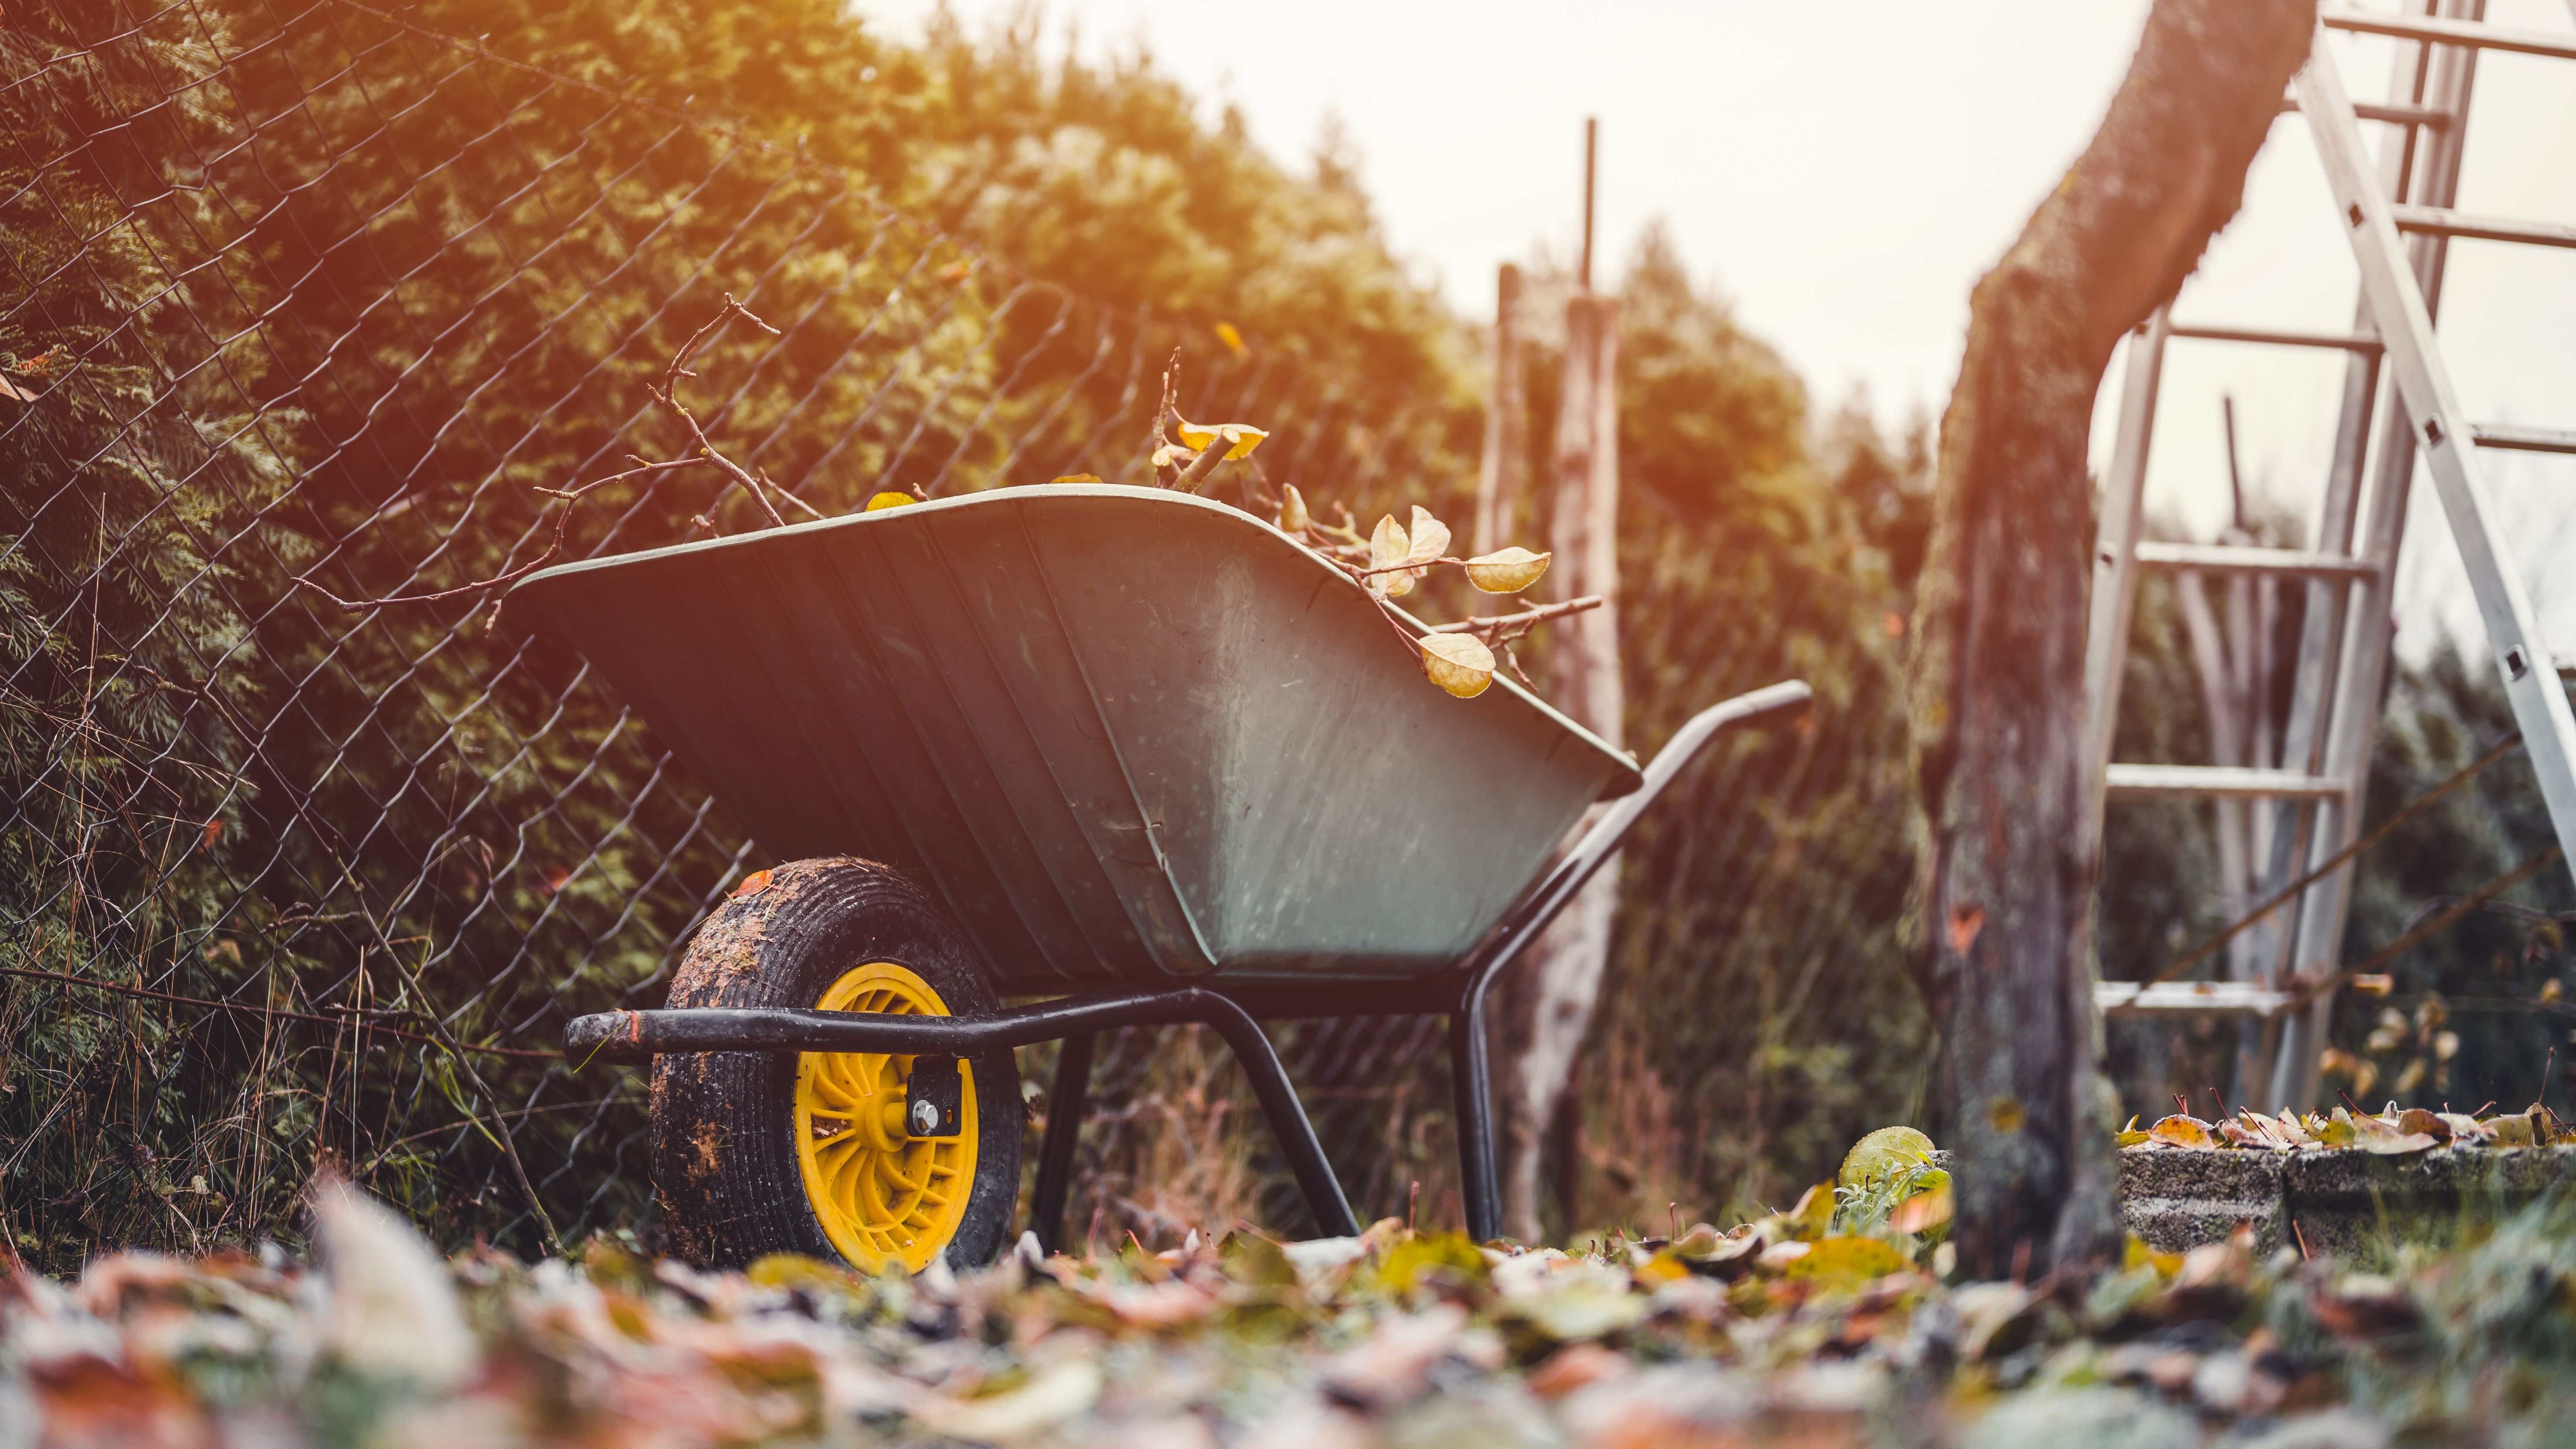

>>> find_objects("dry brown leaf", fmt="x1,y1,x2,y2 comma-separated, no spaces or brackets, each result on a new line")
1404,506,1451,566
1463,546,1550,594
1368,515,1413,600
1419,634,1495,699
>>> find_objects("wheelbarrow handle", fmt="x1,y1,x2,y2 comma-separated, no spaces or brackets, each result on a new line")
1473,678,1813,989
1450,678,1810,1241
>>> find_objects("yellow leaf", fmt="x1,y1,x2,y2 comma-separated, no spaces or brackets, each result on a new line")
1277,484,1311,533
1838,1126,1936,1190
1787,1182,1836,1241
1052,473,1103,484
1405,505,1452,566
2147,1114,2217,1149
1419,634,1495,698
1464,546,1551,594
2122,1235,2183,1277
1214,321,1247,356
1782,1236,1908,1289
1177,419,1219,450
864,491,915,512
1218,424,1267,460
1367,515,1412,600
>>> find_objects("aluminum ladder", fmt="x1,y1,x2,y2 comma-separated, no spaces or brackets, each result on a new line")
2082,1,2576,1110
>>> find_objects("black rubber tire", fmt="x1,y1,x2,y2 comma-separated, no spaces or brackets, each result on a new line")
649,857,1022,1272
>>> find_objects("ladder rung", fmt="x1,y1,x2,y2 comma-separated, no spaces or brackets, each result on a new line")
2279,95,2453,129
2104,765,2350,800
2097,981,2296,1016
2321,9,2576,63
2391,204,2576,251
2168,321,2382,352
2133,541,2376,580
2472,423,2576,456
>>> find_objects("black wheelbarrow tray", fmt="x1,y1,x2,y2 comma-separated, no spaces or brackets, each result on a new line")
520,483,1808,1270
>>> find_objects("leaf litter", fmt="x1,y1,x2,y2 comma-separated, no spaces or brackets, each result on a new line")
9,1134,2576,1447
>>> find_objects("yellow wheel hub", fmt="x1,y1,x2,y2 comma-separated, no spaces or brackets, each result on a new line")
793,962,978,1273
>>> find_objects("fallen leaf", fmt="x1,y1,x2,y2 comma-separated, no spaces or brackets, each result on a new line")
1322,1302,1468,1409
1527,1342,1631,1399
312,1178,476,1387
0,375,33,403
1051,473,1103,484
1214,321,1247,356
1462,546,1550,594
2392,1108,2450,1142
1783,1236,1908,1290
912,1359,1102,1442
200,819,223,850
731,869,773,898
1419,634,1495,699
864,491,915,511
1504,1278,1646,1342
2149,1114,2218,1150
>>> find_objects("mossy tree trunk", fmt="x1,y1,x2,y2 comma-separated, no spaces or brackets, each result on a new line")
1905,0,2315,1278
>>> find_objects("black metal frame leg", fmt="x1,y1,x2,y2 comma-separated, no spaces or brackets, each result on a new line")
1032,1031,1094,1254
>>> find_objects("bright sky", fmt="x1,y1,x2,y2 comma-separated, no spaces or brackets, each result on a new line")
869,0,2576,659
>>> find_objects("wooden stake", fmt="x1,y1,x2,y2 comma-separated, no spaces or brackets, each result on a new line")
1472,265,1527,612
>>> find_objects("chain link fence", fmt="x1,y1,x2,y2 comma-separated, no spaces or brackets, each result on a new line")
0,0,1498,1265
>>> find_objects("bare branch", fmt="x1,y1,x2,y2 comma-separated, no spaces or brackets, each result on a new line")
1424,595,1605,639
1152,347,1181,485
1174,439,1230,493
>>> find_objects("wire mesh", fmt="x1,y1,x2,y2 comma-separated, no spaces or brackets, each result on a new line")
0,0,1482,1264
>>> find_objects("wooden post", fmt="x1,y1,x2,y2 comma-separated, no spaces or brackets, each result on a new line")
1905,0,2312,1278
1473,265,1527,575
1504,290,1623,1241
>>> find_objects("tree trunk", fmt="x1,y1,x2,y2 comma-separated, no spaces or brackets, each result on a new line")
1503,292,1623,1243
1904,0,2313,1279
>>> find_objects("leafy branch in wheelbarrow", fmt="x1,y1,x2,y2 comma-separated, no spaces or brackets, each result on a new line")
1128,350,1600,700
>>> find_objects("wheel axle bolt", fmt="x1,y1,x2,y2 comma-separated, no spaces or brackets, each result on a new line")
910,1098,940,1135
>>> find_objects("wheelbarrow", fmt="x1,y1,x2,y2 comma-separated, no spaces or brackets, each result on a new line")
522,483,1809,1272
